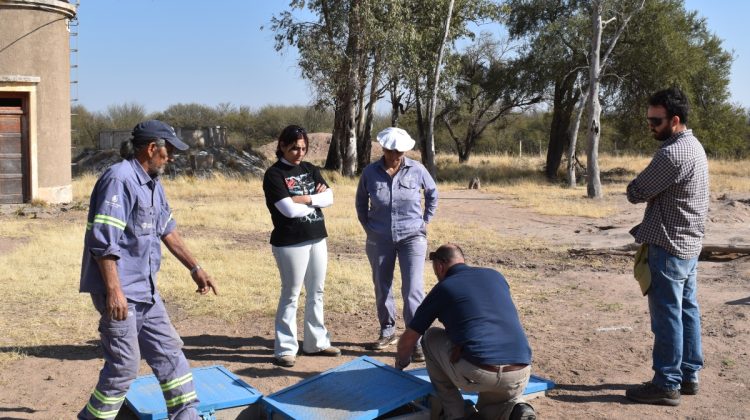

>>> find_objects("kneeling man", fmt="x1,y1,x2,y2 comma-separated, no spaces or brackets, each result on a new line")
395,244,535,420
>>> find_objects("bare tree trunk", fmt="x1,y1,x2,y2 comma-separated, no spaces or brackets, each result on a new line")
339,0,363,177
585,0,644,197
325,101,342,171
424,0,454,177
567,85,587,187
586,0,603,199
358,52,380,172
389,79,401,127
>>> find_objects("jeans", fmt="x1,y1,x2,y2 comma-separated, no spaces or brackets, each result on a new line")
647,244,703,391
272,238,331,357
365,231,427,337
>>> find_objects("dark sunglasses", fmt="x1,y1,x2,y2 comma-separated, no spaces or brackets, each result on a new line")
646,117,668,126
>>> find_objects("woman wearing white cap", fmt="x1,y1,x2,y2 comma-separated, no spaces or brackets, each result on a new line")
355,127,438,362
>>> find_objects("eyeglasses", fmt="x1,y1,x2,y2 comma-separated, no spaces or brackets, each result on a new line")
295,128,306,135
646,117,667,126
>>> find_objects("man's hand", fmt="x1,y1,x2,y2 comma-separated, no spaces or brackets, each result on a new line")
315,183,327,194
106,287,128,321
192,268,218,295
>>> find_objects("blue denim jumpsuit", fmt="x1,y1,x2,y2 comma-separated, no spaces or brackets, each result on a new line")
355,157,438,337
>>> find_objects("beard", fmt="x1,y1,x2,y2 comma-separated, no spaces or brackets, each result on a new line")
147,158,166,177
652,124,674,142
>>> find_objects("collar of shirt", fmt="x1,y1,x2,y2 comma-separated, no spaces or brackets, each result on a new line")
661,129,693,148
377,156,414,172
129,158,158,186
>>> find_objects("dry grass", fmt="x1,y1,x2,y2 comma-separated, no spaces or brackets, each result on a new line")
1,153,747,357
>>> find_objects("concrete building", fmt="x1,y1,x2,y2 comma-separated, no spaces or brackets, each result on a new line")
0,0,77,204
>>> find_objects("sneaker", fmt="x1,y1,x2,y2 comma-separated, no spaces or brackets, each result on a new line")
681,381,699,395
303,346,341,357
625,382,680,406
274,355,295,367
411,346,425,363
369,334,397,350
509,403,536,420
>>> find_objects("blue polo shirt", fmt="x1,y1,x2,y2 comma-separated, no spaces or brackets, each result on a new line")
355,157,438,242
409,264,532,366
79,159,176,303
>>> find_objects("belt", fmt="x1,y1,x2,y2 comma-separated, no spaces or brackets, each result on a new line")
471,362,528,373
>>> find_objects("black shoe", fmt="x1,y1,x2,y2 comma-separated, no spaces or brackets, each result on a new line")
509,403,536,420
411,346,425,363
625,382,680,406
681,381,699,395
369,334,397,350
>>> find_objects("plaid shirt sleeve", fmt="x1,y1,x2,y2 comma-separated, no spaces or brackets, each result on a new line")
626,150,678,204
628,130,709,259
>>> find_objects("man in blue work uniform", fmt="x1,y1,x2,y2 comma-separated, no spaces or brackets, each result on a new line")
395,244,535,420
78,120,218,420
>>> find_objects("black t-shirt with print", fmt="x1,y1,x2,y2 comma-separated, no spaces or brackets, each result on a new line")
263,160,328,247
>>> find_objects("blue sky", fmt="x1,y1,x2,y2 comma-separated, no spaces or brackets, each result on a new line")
75,0,749,114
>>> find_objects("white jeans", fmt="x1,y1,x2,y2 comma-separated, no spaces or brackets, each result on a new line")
272,238,331,357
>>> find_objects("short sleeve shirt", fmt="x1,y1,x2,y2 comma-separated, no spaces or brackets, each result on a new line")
263,160,329,247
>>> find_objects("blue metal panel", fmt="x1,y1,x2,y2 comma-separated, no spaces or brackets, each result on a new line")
261,356,433,420
406,368,555,404
125,365,262,420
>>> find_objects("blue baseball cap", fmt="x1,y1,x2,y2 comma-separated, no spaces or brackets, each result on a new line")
131,120,189,151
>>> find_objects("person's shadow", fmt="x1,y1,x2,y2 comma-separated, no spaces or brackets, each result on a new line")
549,383,639,404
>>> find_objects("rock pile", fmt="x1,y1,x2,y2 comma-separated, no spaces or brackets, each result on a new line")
72,145,269,178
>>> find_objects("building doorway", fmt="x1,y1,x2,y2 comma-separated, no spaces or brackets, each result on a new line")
0,94,29,203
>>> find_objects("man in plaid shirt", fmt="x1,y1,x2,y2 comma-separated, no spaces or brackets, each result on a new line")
625,87,709,406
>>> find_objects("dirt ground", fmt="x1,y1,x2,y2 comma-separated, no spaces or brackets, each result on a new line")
0,187,748,419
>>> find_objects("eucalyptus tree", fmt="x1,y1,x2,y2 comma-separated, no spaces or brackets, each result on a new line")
505,0,589,181
271,0,364,175
584,0,644,198
390,0,503,172
506,0,738,184
440,34,543,162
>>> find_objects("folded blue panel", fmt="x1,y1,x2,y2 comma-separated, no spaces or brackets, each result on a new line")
406,367,555,403
261,356,433,420
125,365,262,420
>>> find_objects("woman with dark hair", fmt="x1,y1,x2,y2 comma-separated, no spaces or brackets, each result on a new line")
262,125,340,367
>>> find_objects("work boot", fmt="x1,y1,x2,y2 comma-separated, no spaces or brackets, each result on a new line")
625,382,680,406
369,334,397,350
509,403,536,420
274,355,296,367
681,381,699,395
411,345,425,363
303,346,341,357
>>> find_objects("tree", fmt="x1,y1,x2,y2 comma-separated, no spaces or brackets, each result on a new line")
423,0,454,175
440,34,543,162
271,0,373,175
154,103,219,128
584,0,644,198
105,102,148,130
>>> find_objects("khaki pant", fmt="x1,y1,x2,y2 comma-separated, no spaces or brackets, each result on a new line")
423,327,531,420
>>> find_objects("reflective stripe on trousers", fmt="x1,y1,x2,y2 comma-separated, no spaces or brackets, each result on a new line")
78,295,199,419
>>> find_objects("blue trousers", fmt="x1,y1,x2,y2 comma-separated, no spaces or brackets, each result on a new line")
78,294,199,419
366,232,427,337
647,244,703,391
